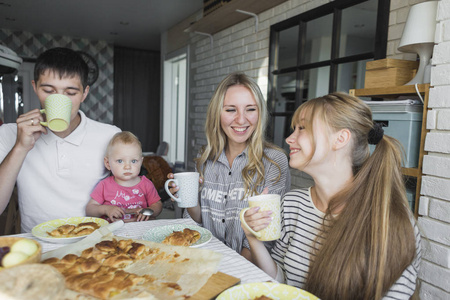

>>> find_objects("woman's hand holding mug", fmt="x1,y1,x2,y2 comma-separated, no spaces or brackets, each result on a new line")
164,172,201,208
166,173,179,196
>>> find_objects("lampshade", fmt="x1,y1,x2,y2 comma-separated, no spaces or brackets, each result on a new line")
398,1,438,85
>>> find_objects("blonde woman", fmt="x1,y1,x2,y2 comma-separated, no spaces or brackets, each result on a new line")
168,72,291,260
242,93,421,299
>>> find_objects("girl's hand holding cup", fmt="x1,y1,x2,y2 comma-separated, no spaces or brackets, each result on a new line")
240,194,281,241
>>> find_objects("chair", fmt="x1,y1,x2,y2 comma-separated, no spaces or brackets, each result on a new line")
155,141,169,156
2,186,21,235
142,155,173,192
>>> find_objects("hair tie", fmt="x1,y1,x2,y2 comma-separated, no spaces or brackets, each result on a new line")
368,122,384,145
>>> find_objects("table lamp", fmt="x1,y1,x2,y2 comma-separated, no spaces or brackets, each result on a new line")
398,1,438,85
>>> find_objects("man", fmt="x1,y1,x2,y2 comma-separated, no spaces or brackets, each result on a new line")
0,47,121,232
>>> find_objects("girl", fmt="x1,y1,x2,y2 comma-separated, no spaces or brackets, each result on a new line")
242,92,421,299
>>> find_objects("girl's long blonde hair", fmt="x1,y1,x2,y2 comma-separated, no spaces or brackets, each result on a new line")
195,72,281,199
295,93,416,299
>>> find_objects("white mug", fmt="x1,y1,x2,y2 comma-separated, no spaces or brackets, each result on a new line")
240,194,281,241
164,172,199,208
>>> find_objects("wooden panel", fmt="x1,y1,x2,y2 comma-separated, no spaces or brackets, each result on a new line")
366,59,418,70
191,272,241,299
185,0,288,34
364,68,416,88
167,11,201,54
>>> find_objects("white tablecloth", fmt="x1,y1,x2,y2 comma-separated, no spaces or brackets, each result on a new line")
9,218,274,284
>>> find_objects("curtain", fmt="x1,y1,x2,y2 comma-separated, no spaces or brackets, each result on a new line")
113,47,160,152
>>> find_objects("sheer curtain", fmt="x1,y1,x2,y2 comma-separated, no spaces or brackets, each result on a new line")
113,47,160,152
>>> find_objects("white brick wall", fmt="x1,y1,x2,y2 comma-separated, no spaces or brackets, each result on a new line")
181,0,329,170
418,0,450,297
163,0,450,297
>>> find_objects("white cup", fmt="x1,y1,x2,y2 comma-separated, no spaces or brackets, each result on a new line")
164,172,199,208
240,194,281,241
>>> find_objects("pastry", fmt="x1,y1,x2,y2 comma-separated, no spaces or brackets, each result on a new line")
162,228,201,246
42,239,171,299
41,236,223,299
47,222,100,238
48,224,76,237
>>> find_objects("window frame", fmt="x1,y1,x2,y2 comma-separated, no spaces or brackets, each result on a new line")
267,0,390,142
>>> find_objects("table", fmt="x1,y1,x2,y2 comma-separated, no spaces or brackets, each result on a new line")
9,218,274,285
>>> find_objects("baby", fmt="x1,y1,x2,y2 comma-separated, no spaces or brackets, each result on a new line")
86,131,162,222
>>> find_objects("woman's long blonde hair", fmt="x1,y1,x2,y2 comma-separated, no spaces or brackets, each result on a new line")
295,93,416,299
195,72,281,199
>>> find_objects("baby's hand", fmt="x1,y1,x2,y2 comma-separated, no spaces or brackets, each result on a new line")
136,212,150,222
104,206,125,222
126,208,150,222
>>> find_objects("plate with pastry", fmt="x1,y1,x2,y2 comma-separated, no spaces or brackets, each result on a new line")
32,217,108,244
142,224,212,247
216,282,319,300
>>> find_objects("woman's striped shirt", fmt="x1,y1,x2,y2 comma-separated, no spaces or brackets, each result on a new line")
271,187,422,299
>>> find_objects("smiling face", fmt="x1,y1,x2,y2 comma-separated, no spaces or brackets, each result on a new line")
32,70,89,135
220,85,259,152
285,112,333,174
104,142,143,187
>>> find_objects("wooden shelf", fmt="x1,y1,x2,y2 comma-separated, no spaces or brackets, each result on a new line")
184,0,287,34
402,167,420,177
349,84,429,98
350,84,430,218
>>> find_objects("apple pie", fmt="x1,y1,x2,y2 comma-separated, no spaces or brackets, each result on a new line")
162,228,201,246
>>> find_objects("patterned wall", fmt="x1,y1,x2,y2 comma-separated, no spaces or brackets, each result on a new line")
0,29,114,123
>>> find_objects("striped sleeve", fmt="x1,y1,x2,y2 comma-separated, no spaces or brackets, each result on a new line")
270,188,325,288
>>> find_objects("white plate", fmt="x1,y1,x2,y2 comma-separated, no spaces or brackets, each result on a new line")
31,217,109,244
142,224,212,248
216,282,319,300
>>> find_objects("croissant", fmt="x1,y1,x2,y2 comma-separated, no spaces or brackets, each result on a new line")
162,228,201,246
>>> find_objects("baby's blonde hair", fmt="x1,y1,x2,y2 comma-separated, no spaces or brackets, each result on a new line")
106,131,142,157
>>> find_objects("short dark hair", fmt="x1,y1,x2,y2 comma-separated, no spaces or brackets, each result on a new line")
34,47,89,89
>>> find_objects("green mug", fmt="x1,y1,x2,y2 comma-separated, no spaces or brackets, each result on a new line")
40,94,72,132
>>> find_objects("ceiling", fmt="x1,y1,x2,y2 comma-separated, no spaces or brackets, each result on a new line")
0,0,204,51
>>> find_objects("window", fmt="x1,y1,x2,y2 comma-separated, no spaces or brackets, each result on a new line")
163,49,188,165
268,0,390,151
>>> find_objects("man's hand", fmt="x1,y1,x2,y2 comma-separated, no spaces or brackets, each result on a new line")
15,109,47,152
